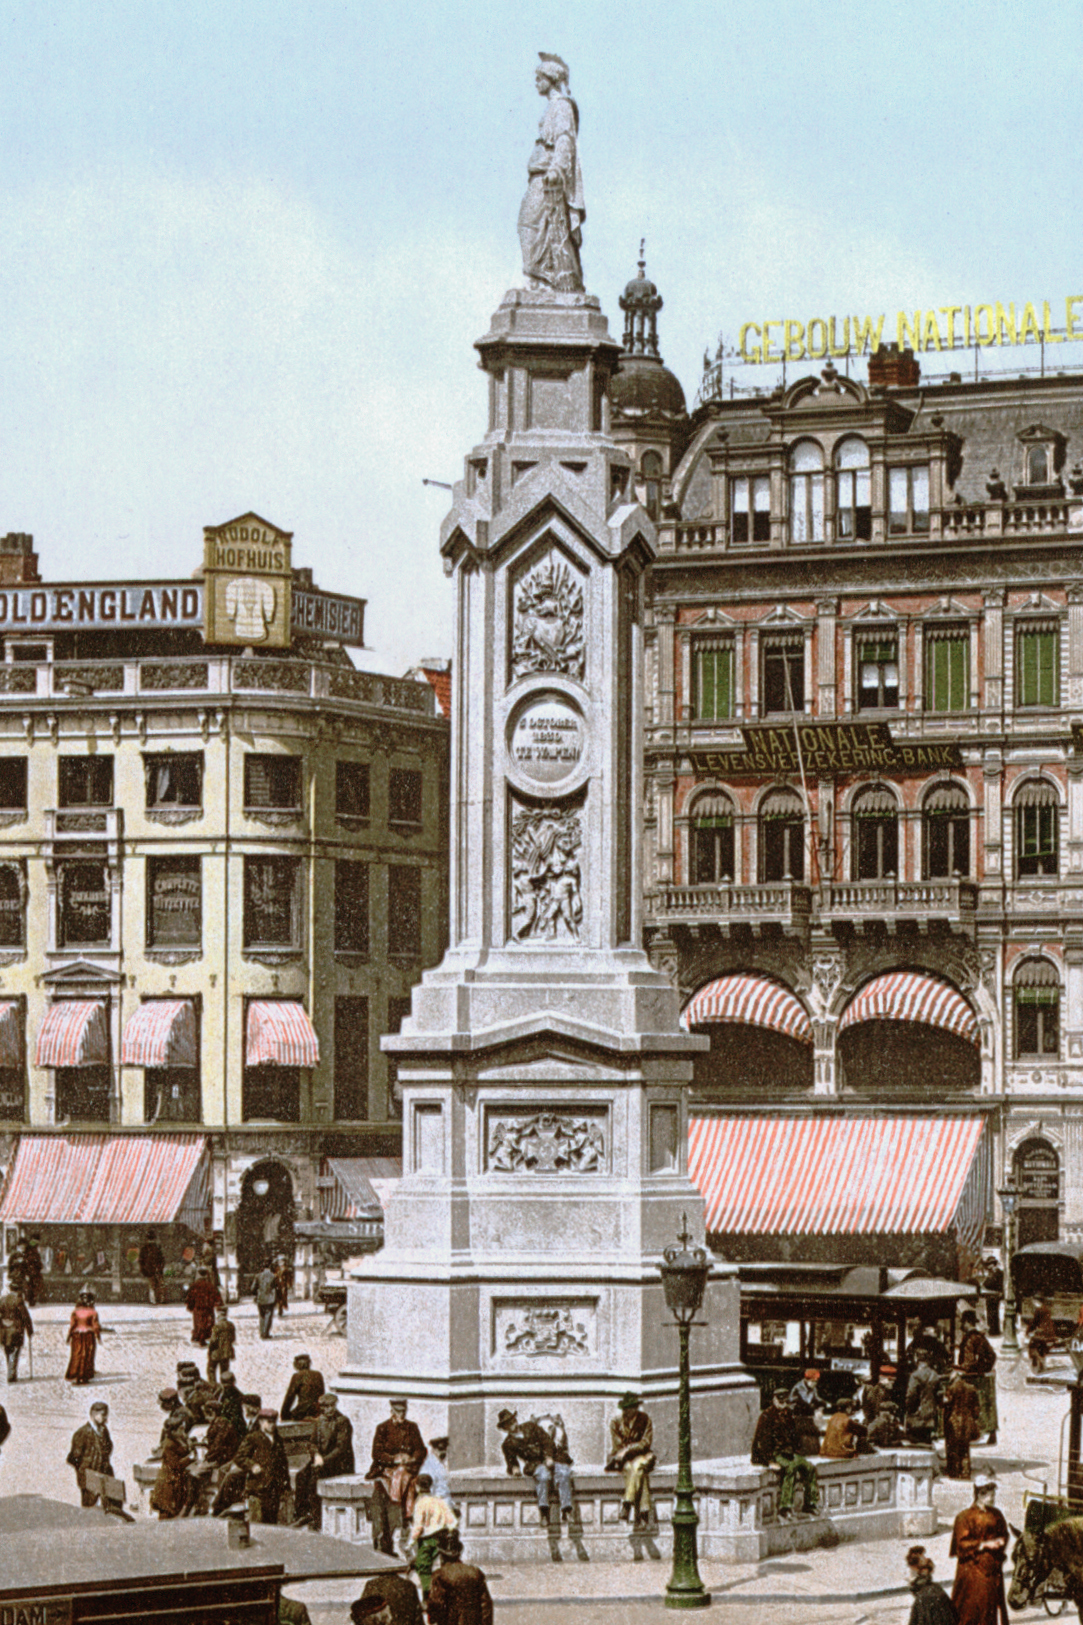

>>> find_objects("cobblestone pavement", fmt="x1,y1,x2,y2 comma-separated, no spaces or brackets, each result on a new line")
0,1312,1066,1623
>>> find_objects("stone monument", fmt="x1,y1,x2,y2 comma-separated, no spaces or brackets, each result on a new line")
338,55,758,1473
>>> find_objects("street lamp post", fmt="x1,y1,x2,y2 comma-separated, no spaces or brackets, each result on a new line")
658,1216,712,1611
997,1180,1020,1356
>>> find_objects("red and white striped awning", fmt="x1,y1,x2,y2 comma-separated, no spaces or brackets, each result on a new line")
0,1133,210,1227
689,1115,988,1243
682,975,812,1044
0,1002,22,1070
838,972,978,1046
34,1001,109,1069
121,1000,198,1068
246,1001,320,1068
320,1157,402,1219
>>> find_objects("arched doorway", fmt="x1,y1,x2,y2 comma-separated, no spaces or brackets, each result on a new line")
235,1159,295,1286
836,971,981,1096
1014,1138,1060,1248
685,974,814,1098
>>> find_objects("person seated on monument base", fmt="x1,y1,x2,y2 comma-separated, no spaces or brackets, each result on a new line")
750,1388,820,1521
606,1392,655,1527
497,1407,575,1523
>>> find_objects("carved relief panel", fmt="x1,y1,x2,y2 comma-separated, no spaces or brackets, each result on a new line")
485,1107,608,1174
492,1297,598,1359
510,799,583,943
509,550,586,685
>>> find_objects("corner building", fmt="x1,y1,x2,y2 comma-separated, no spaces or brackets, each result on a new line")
616,262,1083,1263
0,515,447,1297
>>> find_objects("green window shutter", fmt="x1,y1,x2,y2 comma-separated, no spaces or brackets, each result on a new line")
695,645,734,720
1019,628,1059,706
1039,629,1058,706
948,635,967,709
927,633,968,711
1018,630,1037,706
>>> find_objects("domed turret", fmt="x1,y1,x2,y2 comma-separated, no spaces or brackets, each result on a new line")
611,243,686,420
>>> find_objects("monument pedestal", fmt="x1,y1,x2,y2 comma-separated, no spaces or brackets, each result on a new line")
338,287,758,1469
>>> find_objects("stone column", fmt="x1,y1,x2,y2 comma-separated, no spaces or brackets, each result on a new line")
816,599,838,718
1069,586,1083,710
983,590,1005,712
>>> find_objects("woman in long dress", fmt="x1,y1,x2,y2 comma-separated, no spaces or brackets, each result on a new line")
518,54,585,294
65,1289,102,1384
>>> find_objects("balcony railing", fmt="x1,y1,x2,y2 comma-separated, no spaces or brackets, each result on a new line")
665,496,1083,554
648,877,977,930
819,879,978,920
648,881,812,926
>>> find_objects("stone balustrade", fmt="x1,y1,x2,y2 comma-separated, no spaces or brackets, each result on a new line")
317,1449,937,1564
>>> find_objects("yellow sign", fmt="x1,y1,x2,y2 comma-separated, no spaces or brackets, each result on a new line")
738,296,1083,364
202,512,293,648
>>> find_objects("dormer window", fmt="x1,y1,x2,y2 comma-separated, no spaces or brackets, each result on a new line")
1027,444,1050,485
1015,425,1065,495
789,441,825,543
834,438,871,541
888,465,930,534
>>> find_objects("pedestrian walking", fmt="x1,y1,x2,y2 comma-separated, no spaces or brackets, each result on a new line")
949,1470,1009,1624
186,1266,223,1347
0,1285,32,1382
139,1229,167,1305
65,1290,102,1385
606,1392,655,1526
273,1254,292,1318
906,1545,958,1624
957,1310,998,1445
255,1260,277,1340
750,1388,819,1519
67,1402,113,1507
366,1397,427,1554
292,1391,355,1529
280,1353,325,1420
21,1237,43,1308
206,1305,236,1383
982,1258,1003,1338
497,1406,575,1523
409,1472,458,1601
943,1372,982,1480
425,1530,494,1625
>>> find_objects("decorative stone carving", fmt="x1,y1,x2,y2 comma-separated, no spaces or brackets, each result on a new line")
145,808,202,826
509,693,586,790
0,814,27,829
56,663,124,694
234,660,309,694
496,1299,595,1358
810,953,844,1013
0,668,35,694
512,559,585,682
244,810,303,830
511,805,582,941
241,949,303,967
145,950,202,966
55,813,108,834
487,1111,605,1173
140,662,209,691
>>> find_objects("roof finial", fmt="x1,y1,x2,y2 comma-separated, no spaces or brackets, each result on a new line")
638,238,646,278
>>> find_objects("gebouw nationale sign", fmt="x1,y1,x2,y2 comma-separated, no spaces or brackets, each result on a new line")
693,721,963,778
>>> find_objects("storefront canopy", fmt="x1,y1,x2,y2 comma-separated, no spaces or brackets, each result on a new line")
682,975,812,1043
34,1001,109,1069
688,1115,989,1252
0,1133,210,1229
0,1003,21,1070
120,1000,198,1068
838,972,978,1045
245,1001,319,1068
320,1156,402,1220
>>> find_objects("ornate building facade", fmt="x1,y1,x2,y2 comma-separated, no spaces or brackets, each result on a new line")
613,261,1083,1258
0,517,448,1296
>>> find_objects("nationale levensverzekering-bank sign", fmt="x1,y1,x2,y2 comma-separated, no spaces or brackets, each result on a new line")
692,721,963,777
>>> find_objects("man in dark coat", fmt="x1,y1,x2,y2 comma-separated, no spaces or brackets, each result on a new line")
353,1573,424,1625
153,1388,194,1457
0,1285,33,1382
150,1418,197,1519
426,1530,494,1625
218,1372,247,1439
950,1470,1009,1625
186,1267,223,1346
203,1396,242,1467
139,1229,166,1305
957,1309,998,1444
281,1353,325,1420
213,1407,290,1524
750,1389,819,1518
206,1306,237,1384
906,1355,943,1446
67,1402,113,1507
982,1258,1003,1337
496,1406,575,1521
21,1237,43,1308
256,1262,277,1340
292,1392,355,1529
366,1397,426,1554
868,1401,904,1448
943,1371,981,1481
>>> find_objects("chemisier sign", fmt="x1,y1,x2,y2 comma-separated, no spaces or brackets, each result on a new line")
737,295,1083,364
693,722,963,778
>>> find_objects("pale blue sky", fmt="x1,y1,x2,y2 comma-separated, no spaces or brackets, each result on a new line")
0,0,1078,672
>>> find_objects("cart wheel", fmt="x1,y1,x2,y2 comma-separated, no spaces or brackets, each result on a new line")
1043,1592,1068,1616
332,1305,348,1336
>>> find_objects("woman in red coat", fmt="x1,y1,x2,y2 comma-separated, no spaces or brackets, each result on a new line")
65,1290,102,1384
185,1268,223,1346
950,1472,1009,1625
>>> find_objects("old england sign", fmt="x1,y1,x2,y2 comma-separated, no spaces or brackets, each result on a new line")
692,721,964,778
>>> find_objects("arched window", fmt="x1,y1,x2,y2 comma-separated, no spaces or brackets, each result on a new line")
690,792,735,884
924,782,970,878
1015,780,1059,878
1026,443,1051,486
789,441,824,543
851,784,898,880
1014,958,1060,1058
834,437,871,540
641,450,662,520
760,788,805,882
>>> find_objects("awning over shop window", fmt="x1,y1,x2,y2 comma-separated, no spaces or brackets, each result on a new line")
838,972,978,1045
688,1115,989,1251
320,1157,402,1219
246,1001,319,1068
0,1002,22,1070
34,1001,109,1069
121,1000,198,1068
681,975,812,1043
0,1133,210,1229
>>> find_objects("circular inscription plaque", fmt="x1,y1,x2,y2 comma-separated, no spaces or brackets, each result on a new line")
510,693,587,788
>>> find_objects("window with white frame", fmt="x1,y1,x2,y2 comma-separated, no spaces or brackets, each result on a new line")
759,788,805,882
888,465,930,534
690,792,735,884
1014,958,1059,1057
789,442,825,543
1015,781,1059,878
834,438,871,540
924,782,970,878
731,475,770,543
851,784,898,880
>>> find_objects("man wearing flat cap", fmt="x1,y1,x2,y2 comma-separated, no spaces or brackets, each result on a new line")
365,1397,425,1554
213,1407,290,1524
292,1391,355,1530
606,1393,655,1526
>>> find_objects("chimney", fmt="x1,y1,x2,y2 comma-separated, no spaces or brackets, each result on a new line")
867,343,920,388
0,533,39,584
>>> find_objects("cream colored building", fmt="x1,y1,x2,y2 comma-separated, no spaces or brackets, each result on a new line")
0,517,448,1298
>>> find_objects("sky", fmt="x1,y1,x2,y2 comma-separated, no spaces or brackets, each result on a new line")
0,0,1079,674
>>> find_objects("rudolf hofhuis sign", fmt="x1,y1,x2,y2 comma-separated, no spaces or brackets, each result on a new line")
202,511,293,648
